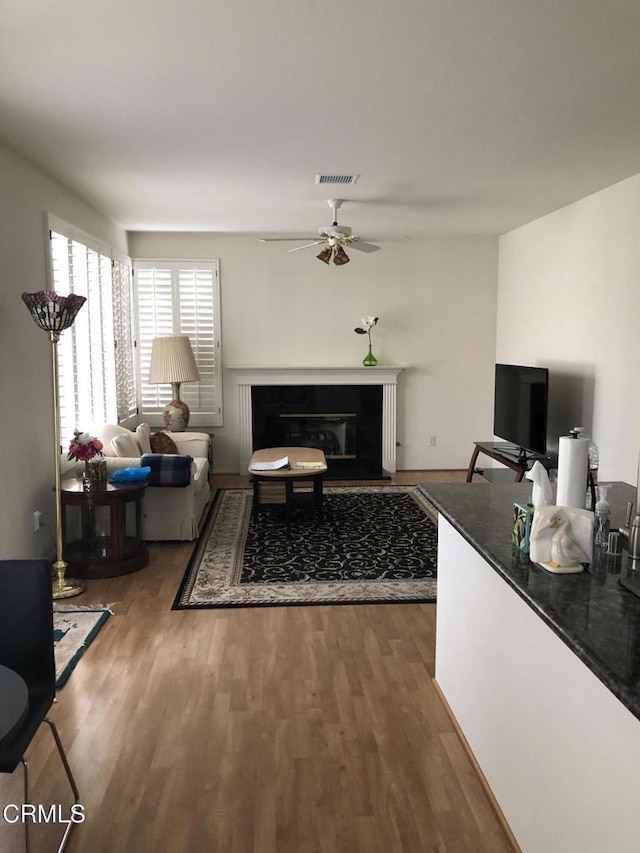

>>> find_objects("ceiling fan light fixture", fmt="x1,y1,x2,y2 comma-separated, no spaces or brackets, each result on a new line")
333,246,350,265
316,247,332,264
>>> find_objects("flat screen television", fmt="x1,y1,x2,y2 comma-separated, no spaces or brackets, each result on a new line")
493,363,549,459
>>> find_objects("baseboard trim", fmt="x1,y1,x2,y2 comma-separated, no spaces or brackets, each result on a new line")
432,678,522,853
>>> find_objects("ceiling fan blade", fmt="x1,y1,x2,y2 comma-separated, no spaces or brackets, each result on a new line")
349,240,381,253
367,235,412,243
288,241,325,253
259,237,319,242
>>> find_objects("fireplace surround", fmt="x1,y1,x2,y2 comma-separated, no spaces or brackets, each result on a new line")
229,366,403,477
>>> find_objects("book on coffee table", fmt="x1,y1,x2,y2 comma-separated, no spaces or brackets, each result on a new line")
250,456,290,471
290,461,326,470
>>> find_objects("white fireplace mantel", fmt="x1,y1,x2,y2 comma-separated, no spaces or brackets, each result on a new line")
227,366,404,474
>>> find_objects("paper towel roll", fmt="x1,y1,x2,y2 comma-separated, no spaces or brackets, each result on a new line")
556,435,589,508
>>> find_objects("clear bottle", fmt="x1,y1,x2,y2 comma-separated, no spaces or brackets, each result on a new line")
588,439,599,485
576,428,599,509
594,485,611,547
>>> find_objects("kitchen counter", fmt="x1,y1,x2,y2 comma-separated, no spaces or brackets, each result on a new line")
417,480,640,852
418,480,640,720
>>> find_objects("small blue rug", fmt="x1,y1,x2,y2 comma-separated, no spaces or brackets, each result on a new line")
53,607,111,688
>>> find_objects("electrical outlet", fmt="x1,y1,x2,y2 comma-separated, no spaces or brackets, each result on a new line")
429,436,437,447
33,510,42,532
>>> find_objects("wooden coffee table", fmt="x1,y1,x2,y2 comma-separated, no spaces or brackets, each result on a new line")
249,446,327,534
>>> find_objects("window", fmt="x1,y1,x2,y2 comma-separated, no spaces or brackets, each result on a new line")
133,260,222,427
48,218,136,448
112,254,137,423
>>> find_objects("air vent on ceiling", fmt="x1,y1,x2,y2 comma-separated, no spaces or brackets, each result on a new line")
315,174,359,185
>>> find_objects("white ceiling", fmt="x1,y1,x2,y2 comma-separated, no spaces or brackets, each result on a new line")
2,0,640,237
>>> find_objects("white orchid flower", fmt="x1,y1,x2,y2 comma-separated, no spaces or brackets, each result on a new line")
354,315,380,336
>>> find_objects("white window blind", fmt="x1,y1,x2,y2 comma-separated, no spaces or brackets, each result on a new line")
133,260,222,427
112,255,137,423
47,214,136,448
50,230,118,448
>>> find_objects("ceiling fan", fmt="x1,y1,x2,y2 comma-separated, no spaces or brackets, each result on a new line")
259,199,381,265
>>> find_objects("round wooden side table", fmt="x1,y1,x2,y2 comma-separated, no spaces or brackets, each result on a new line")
61,480,149,578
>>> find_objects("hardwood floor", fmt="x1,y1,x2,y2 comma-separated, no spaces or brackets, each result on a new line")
1,470,512,853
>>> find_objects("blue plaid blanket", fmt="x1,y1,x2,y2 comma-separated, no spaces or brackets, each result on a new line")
140,453,193,487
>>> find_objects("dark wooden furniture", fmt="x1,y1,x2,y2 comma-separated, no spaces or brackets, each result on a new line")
249,446,327,534
61,480,148,578
0,665,28,742
467,442,528,482
0,559,81,852
466,441,556,483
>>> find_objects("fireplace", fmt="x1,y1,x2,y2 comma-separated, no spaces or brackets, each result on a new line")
228,366,403,476
251,385,383,478
279,414,356,458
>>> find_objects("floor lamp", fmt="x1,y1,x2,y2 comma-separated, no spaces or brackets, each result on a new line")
22,290,87,599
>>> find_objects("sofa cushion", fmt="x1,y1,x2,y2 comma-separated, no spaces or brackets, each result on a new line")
149,432,178,454
172,432,211,460
141,453,192,487
97,424,131,457
136,422,152,454
112,432,142,457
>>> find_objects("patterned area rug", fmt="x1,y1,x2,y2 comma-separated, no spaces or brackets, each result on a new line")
173,485,437,609
53,606,111,688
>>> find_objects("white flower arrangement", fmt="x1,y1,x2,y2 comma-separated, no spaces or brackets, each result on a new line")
353,315,379,346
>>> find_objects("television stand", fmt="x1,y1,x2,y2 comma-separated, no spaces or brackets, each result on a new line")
466,442,555,483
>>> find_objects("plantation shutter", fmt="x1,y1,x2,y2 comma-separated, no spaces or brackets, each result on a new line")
112,255,137,423
176,266,217,416
49,226,119,448
50,231,77,449
134,265,174,412
133,260,222,427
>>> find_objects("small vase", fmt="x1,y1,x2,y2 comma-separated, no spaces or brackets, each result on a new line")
363,344,378,367
82,462,92,492
83,459,107,491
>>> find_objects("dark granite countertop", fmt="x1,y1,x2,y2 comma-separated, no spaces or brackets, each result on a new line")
417,481,640,722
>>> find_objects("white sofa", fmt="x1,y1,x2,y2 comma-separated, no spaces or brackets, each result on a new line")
61,424,212,541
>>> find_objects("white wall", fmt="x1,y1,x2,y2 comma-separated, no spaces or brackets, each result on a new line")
497,173,640,483
129,232,499,473
0,142,128,559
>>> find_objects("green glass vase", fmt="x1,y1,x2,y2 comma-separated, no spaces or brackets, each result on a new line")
363,344,378,367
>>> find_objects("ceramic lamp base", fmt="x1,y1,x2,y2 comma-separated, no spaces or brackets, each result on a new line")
163,398,190,432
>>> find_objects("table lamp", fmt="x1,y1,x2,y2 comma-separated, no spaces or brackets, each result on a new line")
21,290,87,599
148,335,201,431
